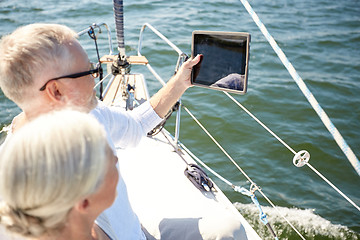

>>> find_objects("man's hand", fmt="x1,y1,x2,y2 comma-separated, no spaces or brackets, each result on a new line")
172,54,203,90
149,54,202,118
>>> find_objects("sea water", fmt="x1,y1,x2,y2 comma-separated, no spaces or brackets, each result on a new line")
0,0,359,239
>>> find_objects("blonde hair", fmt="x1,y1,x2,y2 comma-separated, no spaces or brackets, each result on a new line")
0,110,108,238
0,23,77,105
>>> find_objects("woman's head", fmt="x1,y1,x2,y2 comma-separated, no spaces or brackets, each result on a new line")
0,110,118,238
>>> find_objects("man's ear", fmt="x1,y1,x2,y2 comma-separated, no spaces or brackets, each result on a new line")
45,81,62,100
74,199,90,214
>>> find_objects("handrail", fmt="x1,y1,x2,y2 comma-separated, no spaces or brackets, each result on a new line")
138,23,184,56
79,23,115,99
77,22,113,55
137,23,187,146
136,22,359,239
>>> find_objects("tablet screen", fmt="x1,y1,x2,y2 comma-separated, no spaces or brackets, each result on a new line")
191,31,250,94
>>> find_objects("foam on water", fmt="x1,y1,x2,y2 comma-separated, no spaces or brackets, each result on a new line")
234,202,359,240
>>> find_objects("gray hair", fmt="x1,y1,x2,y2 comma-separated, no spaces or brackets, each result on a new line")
0,110,108,238
0,23,77,105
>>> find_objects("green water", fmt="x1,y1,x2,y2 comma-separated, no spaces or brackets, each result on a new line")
0,0,359,239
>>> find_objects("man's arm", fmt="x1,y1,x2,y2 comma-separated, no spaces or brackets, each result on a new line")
90,55,201,150
149,55,201,118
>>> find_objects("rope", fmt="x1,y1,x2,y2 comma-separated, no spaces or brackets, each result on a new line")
224,92,296,155
179,142,234,187
238,0,360,176
183,106,306,240
94,72,111,89
251,194,279,240
306,163,360,212
180,142,280,239
225,91,360,212
183,107,253,184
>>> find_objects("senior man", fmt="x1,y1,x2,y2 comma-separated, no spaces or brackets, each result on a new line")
0,23,202,240
0,23,247,240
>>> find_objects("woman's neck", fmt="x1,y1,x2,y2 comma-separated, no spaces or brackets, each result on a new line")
37,211,105,240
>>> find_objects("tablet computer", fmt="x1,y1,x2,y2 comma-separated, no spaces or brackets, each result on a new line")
191,31,250,94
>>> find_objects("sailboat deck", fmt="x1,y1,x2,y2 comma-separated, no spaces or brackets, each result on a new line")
105,73,261,239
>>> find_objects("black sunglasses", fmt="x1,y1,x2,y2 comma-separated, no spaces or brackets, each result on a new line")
39,62,100,91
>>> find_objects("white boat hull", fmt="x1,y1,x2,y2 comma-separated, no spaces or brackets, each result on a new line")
105,73,262,239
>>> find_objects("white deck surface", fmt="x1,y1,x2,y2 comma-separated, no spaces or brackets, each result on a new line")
106,72,261,239
117,131,261,239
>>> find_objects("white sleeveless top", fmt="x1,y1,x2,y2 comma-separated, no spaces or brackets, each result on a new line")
0,100,162,240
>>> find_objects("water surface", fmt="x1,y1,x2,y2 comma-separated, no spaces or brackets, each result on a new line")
0,0,359,239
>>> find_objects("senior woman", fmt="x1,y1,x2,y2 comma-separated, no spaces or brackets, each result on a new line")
0,110,119,240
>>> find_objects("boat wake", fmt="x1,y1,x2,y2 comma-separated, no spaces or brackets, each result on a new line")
234,202,359,240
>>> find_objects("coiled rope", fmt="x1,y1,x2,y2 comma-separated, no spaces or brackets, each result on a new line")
180,141,282,240
238,0,360,176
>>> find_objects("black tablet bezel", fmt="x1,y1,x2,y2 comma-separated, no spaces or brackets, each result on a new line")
191,30,250,94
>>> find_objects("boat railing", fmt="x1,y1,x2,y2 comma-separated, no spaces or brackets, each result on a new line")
78,22,114,56
78,22,116,100
85,22,187,145
89,20,359,239
136,21,360,239
137,22,188,145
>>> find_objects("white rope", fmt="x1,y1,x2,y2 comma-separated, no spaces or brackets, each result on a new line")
93,72,111,89
306,163,360,212
224,91,360,213
226,90,360,213
183,106,254,183
239,0,360,176
183,106,306,239
224,92,296,155
229,0,360,211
